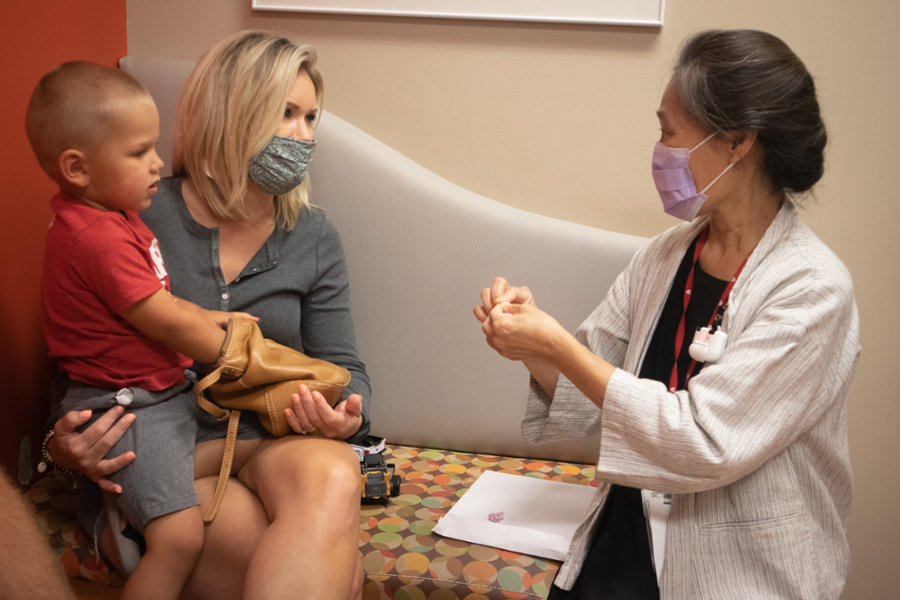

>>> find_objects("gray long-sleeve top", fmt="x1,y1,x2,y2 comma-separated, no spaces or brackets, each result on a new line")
141,177,371,442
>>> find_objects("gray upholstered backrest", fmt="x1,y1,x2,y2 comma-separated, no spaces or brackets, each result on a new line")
121,56,648,464
120,57,195,178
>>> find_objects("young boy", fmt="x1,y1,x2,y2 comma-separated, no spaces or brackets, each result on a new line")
26,61,251,600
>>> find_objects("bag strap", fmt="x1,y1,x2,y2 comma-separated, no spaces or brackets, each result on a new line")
196,320,246,521
203,409,242,522
195,366,228,420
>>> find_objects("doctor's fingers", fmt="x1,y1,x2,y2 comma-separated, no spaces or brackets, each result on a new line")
474,303,489,323
494,284,535,307
489,277,512,304
476,286,496,318
482,302,512,333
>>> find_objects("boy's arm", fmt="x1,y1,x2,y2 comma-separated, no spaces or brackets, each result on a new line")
171,296,204,314
119,288,228,363
169,296,258,330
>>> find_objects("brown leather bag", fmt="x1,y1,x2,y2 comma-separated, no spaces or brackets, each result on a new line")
195,318,350,521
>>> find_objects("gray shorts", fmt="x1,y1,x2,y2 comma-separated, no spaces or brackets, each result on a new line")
62,372,200,534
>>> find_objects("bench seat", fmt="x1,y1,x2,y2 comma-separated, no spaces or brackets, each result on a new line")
29,444,598,599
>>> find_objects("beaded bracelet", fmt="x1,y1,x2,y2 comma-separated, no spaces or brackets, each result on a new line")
38,428,81,489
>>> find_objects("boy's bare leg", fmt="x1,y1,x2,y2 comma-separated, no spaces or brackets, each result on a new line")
121,506,204,600
236,436,361,600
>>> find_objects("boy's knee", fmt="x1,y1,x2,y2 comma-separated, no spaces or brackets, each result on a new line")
144,508,205,562
173,520,205,560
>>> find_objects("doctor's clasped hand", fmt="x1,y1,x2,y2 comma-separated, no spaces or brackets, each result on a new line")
475,276,616,405
475,278,549,360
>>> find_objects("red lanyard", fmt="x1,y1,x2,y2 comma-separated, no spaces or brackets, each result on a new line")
668,227,750,392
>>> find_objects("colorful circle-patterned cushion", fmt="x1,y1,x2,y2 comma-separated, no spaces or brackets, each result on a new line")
27,444,598,599
25,474,126,589
359,446,599,600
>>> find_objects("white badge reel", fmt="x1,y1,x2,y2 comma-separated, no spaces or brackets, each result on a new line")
688,327,727,363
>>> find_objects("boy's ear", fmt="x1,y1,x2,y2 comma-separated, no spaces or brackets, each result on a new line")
58,149,90,188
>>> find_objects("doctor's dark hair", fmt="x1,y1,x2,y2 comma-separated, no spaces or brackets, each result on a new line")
671,29,827,196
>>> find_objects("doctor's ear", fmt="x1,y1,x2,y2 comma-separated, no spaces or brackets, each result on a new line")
725,130,758,164
58,149,90,188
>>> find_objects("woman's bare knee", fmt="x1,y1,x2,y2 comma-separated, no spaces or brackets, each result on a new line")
305,447,361,496
239,438,361,507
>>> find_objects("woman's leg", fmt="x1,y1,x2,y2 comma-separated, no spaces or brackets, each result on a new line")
236,436,361,600
103,437,363,600
348,552,364,600
180,475,363,600
180,476,269,600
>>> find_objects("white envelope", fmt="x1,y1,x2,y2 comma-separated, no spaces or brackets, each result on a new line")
432,470,597,561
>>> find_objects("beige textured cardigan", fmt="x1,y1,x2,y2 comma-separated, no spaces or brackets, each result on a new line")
524,203,860,600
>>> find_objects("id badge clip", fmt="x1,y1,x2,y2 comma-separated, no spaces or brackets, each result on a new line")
688,327,727,363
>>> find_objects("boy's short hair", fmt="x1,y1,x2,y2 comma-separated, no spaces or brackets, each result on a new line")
25,61,150,183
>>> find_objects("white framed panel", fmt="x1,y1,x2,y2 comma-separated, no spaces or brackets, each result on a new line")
252,0,666,26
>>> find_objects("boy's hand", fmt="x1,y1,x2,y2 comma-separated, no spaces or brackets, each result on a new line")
170,296,257,329
204,310,259,330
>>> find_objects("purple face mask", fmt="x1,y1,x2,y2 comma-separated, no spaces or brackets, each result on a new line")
651,132,733,221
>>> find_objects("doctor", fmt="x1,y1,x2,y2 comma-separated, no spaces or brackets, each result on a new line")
475,29,859,599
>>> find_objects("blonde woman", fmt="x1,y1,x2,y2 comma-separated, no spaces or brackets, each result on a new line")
48,31,369,600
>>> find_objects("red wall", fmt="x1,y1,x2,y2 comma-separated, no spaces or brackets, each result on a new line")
0,1,127,481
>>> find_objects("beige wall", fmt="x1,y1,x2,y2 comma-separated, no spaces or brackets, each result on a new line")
128,0,899,596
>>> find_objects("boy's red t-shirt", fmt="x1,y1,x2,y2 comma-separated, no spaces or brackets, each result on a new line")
42,193,193,391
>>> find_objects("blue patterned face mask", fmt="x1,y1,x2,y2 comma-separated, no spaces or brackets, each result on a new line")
248,135,316,196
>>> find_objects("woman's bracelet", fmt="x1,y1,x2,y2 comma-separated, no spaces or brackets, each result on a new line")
38,428,81,488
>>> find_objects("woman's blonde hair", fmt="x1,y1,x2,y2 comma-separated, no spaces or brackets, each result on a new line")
172,30,323,229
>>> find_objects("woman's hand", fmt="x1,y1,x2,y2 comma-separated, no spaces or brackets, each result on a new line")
284,385,363,440
481,301,567,363
473,277,535,324
480,292,615,406
48,407,136,494
474,277,565,394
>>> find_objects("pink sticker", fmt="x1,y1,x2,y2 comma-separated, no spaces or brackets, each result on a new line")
488,511,505,523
